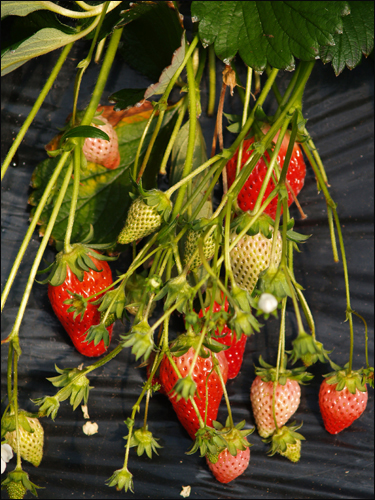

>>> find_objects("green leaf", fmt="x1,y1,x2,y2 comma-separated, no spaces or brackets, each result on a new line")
320,1,374,75
109,89,148,112
191,1,349,71
61,125,110,142
1,1,60,18
119,0,184,81
29,104,178,245
170,119,212,220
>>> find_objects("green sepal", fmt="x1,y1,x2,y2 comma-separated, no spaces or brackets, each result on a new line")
323,362,368,394
363,367,374,389
126,425,162,459
257,267,292,299
31,396,60,421
46,365,92,410
37,242,116,286
63,291,88,321
1,411,38,438
263,421,305,461
97,286,126,320
288,331,332,366
154,273,194,314
106,467,134,493
169,333,211,359
186,425,228,459
138,182,173,223
254,355,313,385
1,470,42,498
171,375,197,402
228,287,261,337
84,323,110,347
231,212,274,238
205,419,254,461
120,319,154,361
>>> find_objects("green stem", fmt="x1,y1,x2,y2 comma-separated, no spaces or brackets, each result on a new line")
133,108,157,180
72,2,109,124
1,43,73,180
207,45,216,117
13,350,22,468
350,311,369,369
1,151,71,311
64,148,81,253
159,97,188,175
332,208,354,373
7,342,13,405
272,297,287,429
171,55,197,219
8,160,73,341
136,110,165,182
215,355,233,428
39,1,121,19
236,66,253,177
327,205,339,262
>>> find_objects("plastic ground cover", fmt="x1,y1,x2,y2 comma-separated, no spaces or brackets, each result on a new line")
1,40,374,499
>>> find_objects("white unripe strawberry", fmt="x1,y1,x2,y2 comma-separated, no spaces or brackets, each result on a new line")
82,116,120,169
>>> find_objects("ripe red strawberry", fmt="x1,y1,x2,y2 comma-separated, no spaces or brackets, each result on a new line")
159,335,228,439
199,298,247,379
82,116,120,170
226,127,306,219
45,245,114,357
319,375,368,434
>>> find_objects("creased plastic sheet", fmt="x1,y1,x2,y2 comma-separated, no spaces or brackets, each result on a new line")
1,40,373,499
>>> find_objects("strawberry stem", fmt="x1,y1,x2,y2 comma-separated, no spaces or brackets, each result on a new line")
272,297,287,430
1,43,73,180
207,45,216,117
235,66,253,178
1,151,71,311
64,146,82,254
215,354,234,428
133,108,157,180
136,109,165,183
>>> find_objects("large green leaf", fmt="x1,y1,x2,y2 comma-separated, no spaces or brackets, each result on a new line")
320,1,374,75
119,1,183,81
29,105,179,245
191,1,349,71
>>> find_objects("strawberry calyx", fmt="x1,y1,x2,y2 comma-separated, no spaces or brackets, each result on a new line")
137,181,173,223
206,418,253,463
257,266,292,299
97,286,126,322
323,362,368,394
288,331,332,366
120,319,154,361
263,421,305,462
231,212,275,238
46,365,92,410
254,355,313,385
2,470,41,499
154,273,194,314
106,466,134,493
186,425,228,461
38,241,117,287
127,425,162,459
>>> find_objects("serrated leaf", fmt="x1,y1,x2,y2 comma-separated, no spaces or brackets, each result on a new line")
191,1,349,71
29,104,178,245
119,0,183,81
144,32,186,100
320,1,374,75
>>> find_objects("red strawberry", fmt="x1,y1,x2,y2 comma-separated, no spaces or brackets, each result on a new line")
46,245,114,357
226,127,306,219
199,298,247,379
207,445,250,483
319,375,368,434
159,335,228,439
82,116,120,170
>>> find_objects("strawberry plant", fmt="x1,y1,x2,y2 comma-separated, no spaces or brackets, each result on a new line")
1,1,373,498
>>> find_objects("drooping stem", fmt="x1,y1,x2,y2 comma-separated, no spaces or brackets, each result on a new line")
64,147,82,253
207,45,216,117
1,43,73,180
136,109,165,183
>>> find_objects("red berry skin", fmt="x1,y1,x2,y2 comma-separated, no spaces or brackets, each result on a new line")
319,379,368,434
199,299,247,379
207,446,250,483
159,348,228,440
226,131,306,219
82,117,120,170
48,257,113,357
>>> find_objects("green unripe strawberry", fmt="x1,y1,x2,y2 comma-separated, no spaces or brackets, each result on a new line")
183,228,216,270
5,417,44,467
117,189,172,245
230,227,282,294
278,439,301,462
6,480,27,499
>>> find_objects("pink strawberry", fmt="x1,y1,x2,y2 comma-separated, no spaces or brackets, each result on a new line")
82,116,120,169
319,370,368,434
207,446,250,483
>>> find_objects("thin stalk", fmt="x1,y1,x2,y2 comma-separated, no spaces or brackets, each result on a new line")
171,55,197,219
133,108,157,179
159,97,188,175
215,355,234,428
272,297,287,429
327,205,339,262
136,109,165,182
36,1,121,19
236,66,253,177
332,208,354,373
1,151,70,311
64,147,81,253
13,350,21,468
350,311,369,369
1,43,73,180
207,45,216,117
8,160,74,342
